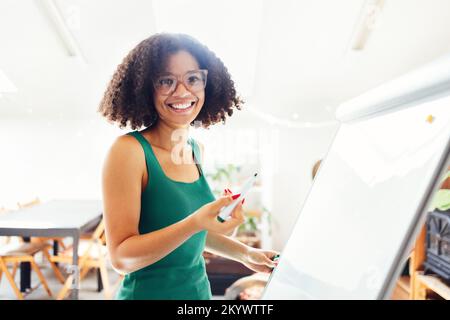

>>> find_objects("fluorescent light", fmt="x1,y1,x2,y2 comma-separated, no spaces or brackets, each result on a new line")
0,69,18,93
38,0,86,62
351,0,385,51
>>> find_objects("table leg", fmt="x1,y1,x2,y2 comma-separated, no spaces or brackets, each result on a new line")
97,268,103,292
53,240,59,266
20,237,31,293
69,235,79,300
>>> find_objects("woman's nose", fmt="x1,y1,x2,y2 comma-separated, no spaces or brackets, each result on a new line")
172,80,191,97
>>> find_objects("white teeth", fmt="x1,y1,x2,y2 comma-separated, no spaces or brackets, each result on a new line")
170,102,194,110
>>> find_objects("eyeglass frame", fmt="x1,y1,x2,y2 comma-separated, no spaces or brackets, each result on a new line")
152,69,208,96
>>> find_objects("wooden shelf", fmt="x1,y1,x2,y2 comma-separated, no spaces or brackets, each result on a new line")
397,275,411,292
416,272,450,300
408,224,450,300
391,275,411,300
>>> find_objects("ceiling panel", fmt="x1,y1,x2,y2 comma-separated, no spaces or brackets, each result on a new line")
1,0,449,124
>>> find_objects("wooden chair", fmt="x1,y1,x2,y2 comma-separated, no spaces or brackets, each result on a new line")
16,197,41,209
46,218,113,300
0,241,56,299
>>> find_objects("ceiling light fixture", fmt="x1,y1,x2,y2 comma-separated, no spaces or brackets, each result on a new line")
38,0,86,62
350,0,385,51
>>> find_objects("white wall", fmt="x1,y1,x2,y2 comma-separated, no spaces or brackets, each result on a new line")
267,125,338,251
0,116,122,208
0,111,337,253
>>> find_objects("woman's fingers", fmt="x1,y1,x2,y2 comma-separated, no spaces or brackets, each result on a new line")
219,213,244,233
219,188,244,220
249,250,279,268
208,189,246,235
263,254,276,267
258,265,273,273
231,202,244,221
209,196,233,213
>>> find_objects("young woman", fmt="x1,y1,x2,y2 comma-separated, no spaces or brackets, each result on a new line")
99,33,278,300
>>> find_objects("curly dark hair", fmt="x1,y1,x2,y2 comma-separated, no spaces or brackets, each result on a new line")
98,33,243,129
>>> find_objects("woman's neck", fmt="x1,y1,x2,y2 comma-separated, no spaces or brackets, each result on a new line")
146,120,190,152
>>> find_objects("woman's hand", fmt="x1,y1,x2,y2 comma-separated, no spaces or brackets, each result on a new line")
190,194,245,235
242,248,280,274
221,188,245,236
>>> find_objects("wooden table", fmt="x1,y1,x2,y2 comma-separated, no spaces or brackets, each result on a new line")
0,199,102,299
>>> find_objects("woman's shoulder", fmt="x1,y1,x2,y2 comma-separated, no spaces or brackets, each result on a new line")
105,132,146,166
112,132,142,150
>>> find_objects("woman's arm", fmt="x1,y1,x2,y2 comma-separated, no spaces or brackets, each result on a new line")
205,232,249,263
205,232,279,273
102,136,240,274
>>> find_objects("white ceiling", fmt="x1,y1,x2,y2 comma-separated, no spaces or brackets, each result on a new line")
1,0,450,123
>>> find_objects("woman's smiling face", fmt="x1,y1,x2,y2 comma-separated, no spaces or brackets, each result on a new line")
153,50,206,128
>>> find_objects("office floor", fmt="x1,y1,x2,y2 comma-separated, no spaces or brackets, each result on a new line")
0,263,115,300
0,257,225,300
0,255,407,300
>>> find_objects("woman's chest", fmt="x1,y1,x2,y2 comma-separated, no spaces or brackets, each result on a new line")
153,147,200,182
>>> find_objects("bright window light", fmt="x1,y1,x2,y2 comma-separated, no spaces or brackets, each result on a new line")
0,69,18,93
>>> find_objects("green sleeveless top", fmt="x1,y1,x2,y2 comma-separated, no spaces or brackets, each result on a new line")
115,130,215,300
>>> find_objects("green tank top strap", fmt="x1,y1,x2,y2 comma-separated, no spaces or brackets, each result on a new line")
188,137,204,176
126,131,161,182
126,130,153,155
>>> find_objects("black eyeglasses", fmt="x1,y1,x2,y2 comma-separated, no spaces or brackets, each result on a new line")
153,69,208,96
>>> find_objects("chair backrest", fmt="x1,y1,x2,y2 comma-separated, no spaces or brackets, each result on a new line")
68,218,105,264
91,218,106,245
17,197,41,209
